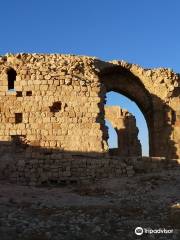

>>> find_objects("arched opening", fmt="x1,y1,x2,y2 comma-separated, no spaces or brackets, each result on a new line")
105,92,149,156
7,68,17,90
100,65,154,156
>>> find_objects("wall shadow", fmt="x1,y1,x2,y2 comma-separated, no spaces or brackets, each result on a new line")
0,139,179,186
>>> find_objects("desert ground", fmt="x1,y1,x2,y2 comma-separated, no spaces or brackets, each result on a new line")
0,168,180,240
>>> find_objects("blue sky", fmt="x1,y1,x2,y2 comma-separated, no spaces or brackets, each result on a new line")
0,0,179,155
106,92,149,155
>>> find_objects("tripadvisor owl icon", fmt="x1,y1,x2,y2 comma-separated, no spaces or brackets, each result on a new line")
135,227,143,235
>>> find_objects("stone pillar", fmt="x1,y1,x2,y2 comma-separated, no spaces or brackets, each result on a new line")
105,106,142,157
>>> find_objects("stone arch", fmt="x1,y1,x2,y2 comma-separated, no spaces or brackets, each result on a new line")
0,54,178,159
98,63,173,158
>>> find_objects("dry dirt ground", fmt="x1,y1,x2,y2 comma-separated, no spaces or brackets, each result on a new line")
0,169,180,240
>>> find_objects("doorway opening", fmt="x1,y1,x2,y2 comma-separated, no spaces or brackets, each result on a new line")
105,91,149,156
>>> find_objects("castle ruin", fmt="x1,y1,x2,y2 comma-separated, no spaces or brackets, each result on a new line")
0,53,179,185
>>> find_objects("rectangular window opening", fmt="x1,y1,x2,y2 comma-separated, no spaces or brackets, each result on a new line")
15,113,23,124
16,91,22,97
26,91,32,96
7,69,16,90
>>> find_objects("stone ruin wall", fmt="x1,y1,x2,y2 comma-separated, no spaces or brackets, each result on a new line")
105,106,141,156
0,53,179,185
99,60,180,159
0,54,107,153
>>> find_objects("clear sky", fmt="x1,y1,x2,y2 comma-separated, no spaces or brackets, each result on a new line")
0,0,179,155
106,92,149,155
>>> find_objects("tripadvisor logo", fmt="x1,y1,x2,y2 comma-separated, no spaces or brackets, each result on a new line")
135,227,173,235
135,227,143,235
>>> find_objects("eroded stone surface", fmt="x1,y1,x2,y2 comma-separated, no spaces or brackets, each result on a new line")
0,53,179,185
0,169,180,240
105,106,141,156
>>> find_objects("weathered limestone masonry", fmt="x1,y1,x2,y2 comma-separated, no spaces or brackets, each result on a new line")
0,53,179,185
98,60,180,159
105,106,141,157
0,54,106,152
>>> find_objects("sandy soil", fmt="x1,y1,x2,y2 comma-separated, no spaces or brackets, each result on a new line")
0,168,180,240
